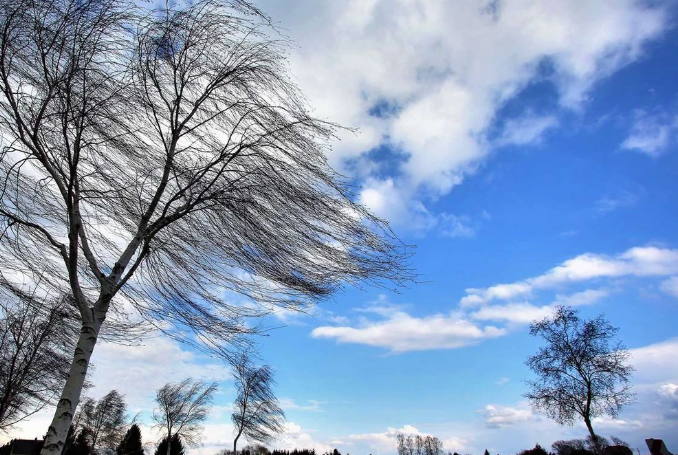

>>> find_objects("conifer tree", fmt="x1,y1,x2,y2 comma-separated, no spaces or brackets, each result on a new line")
155,435,185,455
116,424,144,455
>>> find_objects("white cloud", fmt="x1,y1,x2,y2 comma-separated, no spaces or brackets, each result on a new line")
495,377,510,386
470,302,554,324
461,246,678,306
257,0,668,225
478,404,537,428
279,398,322,412
660,276,678,299
629,338,678,386
551,288,611,307
312,309,506,353
621,110,678,157
88,337,230,412
498,114,559,146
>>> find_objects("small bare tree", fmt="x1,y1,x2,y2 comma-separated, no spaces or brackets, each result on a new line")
231,353,284,454
153,378,217,455
77,390,127,455
525,306,634,452
0,283,76,432
0,0,410,452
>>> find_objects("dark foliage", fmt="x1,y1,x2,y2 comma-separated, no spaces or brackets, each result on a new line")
517,444,548,455
116,424,144,455
270,449,316,455
155,435,185,455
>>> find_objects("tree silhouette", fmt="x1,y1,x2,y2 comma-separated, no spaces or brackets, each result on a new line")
0,286,76,432
77,390,127,455
0,0,410,453
231,353,284,453
116,424,144,455
525,306,634,452
155,435,185,455
154,378,216,455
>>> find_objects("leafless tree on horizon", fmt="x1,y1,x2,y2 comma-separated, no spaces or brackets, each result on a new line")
525,306,634,453
0,0,411,452
231,352,284,454
153,378,217,455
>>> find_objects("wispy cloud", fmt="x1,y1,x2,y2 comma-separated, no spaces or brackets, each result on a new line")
498,114,559,147
621,110,678,157
313,246,675,353
595,191,640,214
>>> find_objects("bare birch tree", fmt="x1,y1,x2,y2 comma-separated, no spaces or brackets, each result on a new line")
0,283,76,432
231,353,284,453
0,0,410,453
153,379,217,455
78,390,127,455
525,306,634,453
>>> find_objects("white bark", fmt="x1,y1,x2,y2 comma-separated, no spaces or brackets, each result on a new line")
41,323,99,455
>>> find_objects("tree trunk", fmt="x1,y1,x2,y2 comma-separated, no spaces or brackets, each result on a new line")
233,432,241,455
166,432,172,455
584,416,601,454
40,323,99,455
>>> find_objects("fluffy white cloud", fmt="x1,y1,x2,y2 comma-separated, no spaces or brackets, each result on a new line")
478,404,537,428
462,246,678,306
257,0,668,225
311,309,506,353
87,337,231,412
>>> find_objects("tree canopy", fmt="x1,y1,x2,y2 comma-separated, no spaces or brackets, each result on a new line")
0,0,410,452
525,306,634,450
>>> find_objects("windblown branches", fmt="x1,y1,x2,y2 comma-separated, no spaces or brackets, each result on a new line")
0,0,410,357
231,352,284,451
524,306,634,448
153,378,217,449
0,284,77,432
0,1,410,450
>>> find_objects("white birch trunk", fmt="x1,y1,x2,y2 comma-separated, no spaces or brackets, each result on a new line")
41,322,99,455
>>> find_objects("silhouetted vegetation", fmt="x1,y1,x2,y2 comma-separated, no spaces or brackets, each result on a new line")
231,353,285,454
155,435,185,455
115,424,143,455
525,306,634,452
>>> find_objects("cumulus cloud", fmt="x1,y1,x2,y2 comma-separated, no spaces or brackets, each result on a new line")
478,404,537,428
257,0,668,225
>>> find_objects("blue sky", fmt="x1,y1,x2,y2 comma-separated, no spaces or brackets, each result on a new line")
8,1,678,455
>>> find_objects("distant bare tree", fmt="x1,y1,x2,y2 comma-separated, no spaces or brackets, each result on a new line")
396,434,443,455
77,390,127,455
0,283,76,432
525,306,634,452
154,378,217,455
231,353,284,454
0,0,410,452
